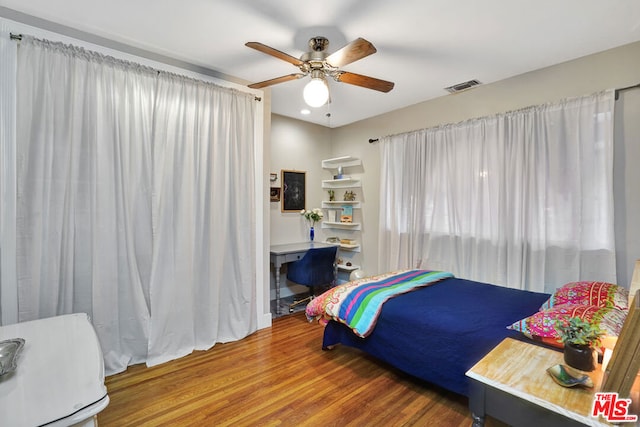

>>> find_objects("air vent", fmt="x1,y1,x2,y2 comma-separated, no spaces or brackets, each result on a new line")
444,79,482,94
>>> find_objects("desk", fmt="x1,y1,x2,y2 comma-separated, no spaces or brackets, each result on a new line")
466,338,612,427
0,313,109,426
270,242,335,315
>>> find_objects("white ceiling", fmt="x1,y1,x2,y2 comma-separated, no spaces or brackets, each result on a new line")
2,0,640,128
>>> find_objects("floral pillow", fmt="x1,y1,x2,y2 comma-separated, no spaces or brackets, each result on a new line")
508,303,627,349
539,281,629,312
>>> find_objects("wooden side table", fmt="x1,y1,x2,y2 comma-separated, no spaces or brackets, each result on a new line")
466,338,614,427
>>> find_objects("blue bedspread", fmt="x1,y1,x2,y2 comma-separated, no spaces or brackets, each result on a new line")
321,276,552,396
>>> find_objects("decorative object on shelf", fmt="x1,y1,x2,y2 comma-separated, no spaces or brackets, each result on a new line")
270,172,278,182
344,190,356,201
555,316,603,372
301,208,323,242
340,205,353,223
328,189,335,201
326,236,340,243
282,170,306,212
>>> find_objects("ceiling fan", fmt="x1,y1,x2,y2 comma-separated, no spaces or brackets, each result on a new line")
245,36,394,107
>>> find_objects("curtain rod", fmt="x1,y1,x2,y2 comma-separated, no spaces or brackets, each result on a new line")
8,32,261,101
615,83,640,100
369,86,639,140
10,31,632,105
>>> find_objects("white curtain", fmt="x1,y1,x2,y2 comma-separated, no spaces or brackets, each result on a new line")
378,92,616,293
10,36,257,374
147,73,256,366
0,23,18,325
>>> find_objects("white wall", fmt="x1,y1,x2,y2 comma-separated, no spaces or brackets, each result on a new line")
271,40,640,292
269,114,331,298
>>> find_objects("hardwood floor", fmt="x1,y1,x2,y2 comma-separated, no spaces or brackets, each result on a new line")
98,312,495,426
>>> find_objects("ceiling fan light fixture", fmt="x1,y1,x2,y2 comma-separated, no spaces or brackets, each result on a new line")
246,36,394,108
303,75,329,108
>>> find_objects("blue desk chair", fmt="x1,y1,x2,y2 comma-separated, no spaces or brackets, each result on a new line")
286,246,338,313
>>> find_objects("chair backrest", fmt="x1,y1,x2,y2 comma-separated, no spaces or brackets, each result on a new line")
286,246,338,288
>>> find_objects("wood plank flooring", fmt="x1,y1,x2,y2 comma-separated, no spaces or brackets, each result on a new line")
98,312,498,426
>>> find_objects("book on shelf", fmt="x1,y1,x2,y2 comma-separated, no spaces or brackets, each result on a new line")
340,205,353,223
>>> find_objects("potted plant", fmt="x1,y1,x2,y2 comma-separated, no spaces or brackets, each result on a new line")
555,316,603,372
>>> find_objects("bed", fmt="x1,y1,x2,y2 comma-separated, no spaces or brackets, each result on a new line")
305,270,554,397
306,268,633,397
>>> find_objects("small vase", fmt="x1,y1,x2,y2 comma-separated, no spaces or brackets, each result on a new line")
309,226,315,242
564,343,596,372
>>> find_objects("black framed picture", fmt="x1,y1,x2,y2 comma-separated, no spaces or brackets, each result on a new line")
281,170,305,212
270,187,281,202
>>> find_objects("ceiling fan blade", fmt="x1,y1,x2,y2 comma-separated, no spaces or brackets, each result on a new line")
326,38,377,68
245,42,304,67
337,71,395,93
248,73,305,89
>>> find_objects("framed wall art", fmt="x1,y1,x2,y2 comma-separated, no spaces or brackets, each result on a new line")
270,187,281,202
281,170,305,212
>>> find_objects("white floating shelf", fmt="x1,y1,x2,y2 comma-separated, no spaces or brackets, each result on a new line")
321,156,361,170
322,221,361,230
322,178,361,188
339,243,359,249
324,240,361,252
321,201,361,209
321,156,363,271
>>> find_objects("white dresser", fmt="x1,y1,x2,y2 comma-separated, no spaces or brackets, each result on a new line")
0,313,109,426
